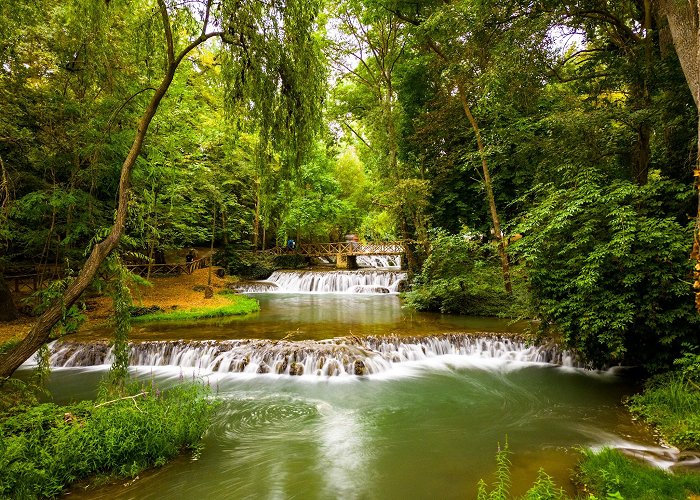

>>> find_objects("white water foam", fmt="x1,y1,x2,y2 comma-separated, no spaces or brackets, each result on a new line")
45,335,584,379
356,255,401,269
237,269,407,294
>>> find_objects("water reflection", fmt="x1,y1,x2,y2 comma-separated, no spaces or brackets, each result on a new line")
71,294,529,343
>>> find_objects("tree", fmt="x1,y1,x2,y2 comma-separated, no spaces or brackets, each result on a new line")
388,1,552,292
0,0,325,378
656,0,700,312
329,0,428,269
0,157,17,322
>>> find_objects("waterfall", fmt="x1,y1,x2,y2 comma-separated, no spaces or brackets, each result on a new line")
47,334,582,376
236,269,407,293
356,255,401,269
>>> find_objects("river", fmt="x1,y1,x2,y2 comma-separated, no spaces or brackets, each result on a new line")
18,268,667,498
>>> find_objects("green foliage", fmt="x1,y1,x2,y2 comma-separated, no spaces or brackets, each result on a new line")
577,448,700,500
215,247,277,280
271,254,309,269
626,359,700,450
107,261,133,388
0,378,42,419
405,230,528,317
131,295,259,323
515,170,699,370
476,440,566,500
0,382,217,499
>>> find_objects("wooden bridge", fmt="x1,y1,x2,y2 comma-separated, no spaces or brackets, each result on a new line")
265,241,407,269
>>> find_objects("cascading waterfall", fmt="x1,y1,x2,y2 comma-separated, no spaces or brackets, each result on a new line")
47,334,581,376
236,269,407,293
356,255,401,269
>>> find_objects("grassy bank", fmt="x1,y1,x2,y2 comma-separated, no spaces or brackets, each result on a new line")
0,383,217,498
626,366,700,450
577,448,700,499
131,293,259,323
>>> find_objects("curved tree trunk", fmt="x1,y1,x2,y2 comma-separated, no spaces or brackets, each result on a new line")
0,1,223,378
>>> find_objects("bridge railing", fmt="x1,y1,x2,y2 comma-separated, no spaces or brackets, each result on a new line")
263,241,406,256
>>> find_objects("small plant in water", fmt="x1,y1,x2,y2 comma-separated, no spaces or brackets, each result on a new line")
476,439,566,500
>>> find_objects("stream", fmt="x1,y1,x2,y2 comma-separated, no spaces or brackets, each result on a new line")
17,267,679,498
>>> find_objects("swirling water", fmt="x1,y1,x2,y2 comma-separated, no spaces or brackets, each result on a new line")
27,281,671,499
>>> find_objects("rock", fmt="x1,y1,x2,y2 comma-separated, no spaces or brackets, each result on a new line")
215,268,226,279
129,305,163,317
204,286,214,298
192,285,207,292
353,359,366,376
257,363,270,374
396,280,409,293
289,362,304,376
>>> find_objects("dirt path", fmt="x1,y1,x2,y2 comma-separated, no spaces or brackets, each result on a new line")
0,267,233,345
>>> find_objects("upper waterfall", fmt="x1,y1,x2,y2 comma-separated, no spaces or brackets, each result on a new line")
237,269,407,293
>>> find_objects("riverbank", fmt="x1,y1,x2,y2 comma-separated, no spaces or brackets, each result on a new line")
0,267,244,345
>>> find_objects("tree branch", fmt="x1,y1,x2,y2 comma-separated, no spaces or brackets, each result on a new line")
157,0,175,67
342,121,374,151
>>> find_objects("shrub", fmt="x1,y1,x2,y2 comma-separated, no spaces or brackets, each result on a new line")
214,246,276,279
515,170,699,370
404,230,528,317
626,354,700,450
271,254,309,269
0,383,217,498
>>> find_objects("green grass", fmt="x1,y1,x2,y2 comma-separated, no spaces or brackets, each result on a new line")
0,383,217,499
577,447,700,500
626,374,700,450
131,294,259,323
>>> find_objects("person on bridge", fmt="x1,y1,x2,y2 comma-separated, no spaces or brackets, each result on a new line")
286,239,296,251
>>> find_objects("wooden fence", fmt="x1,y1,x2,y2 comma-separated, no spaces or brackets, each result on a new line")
124,256,210,277
5,257,211,292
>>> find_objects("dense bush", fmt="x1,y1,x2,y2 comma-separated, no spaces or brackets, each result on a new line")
515,171,699,370
214,246,276,279
215,246,309,279
404,230,528,317
0,383,217,498
271,254,309,269
626,353,700,450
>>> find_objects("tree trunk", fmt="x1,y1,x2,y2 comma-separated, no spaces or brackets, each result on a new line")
0,275,17,322
0,2,223,378
253,180,260,250
657,0,700,312
457,84,513,294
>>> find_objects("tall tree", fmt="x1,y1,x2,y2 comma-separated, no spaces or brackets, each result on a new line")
0,0,325,378
656,0,700,312
330,0,428,270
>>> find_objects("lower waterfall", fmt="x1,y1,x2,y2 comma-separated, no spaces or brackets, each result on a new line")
47,334,581,376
